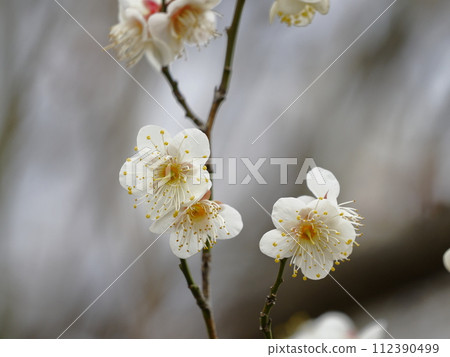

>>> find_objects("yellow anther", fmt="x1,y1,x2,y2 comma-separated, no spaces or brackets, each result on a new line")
316,274,321,278
164,142,168,146
303,276,307,281
173,211,179,218
272,242,278,247
146,135,151,140
160,130,165,134
278,219,283,223
185,150,189,154
134,146,138,151
331,267,336,272
145,214,150,219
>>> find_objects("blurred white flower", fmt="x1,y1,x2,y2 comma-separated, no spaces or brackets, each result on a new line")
260,167,360,280
149,0,220,56
443,248,450,272
291,312,386,339
150,197,243,258
119,125,211,220
108,0,176,68
270,0,330,27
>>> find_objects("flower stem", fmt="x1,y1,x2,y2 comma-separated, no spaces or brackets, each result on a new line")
179,258,218,338
202,241,212,300
204,0,246,138
197,0,246,334
161,66,204,127
259,258,288,339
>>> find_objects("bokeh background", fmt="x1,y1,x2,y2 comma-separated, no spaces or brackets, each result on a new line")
1,0,449,338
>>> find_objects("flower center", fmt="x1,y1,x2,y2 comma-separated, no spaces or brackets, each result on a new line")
170,5,203,39
155,158,190,186
187,203,208,221
291,221,318,242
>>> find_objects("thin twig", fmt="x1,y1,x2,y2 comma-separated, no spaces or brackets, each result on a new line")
204,0,246,138
179,258,218,338
201,241,212,300
259,258,288,339
199,0,246,319
161,66,204,127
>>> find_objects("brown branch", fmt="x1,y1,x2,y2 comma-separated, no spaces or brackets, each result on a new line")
161,66,204,128
179,258,217,338
204,0,246,138
259,258,287,339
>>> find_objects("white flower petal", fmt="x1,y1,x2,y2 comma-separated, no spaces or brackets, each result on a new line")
260,229,295,260
148,12,183,58
137,124,170,153
297,195,315,205
169,230,201,258
145,38,175,69
168,128,210,164
272,197,306,230
443,248,450,273
149,208,179,234
307,167,340,204
216,204,243,239
302,0,329,14
294,244,333,280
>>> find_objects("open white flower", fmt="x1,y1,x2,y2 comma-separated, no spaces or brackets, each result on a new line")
108,0,177,68
150,198,243,258
119,125,211,220
444,248,450,273
270,0,330,27
260,196,356,280
149,0,220,55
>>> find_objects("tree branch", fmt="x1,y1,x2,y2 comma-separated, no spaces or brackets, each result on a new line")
161,66,204,128
204,0,246,138
179,258,217,338
259,258,287,339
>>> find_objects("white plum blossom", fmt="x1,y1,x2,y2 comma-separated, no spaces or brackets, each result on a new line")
108,0,176,68
150,196,243,258
270,0,330,27
290,312,386,339
119,125,211,220
259,167,361,280
444,248,450,273
149,0,220,55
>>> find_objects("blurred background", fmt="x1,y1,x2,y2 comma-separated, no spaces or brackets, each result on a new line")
1,0,449,338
